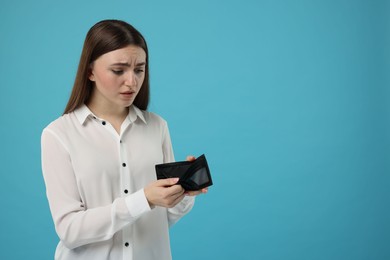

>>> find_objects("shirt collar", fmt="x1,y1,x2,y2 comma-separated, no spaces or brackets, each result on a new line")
129,105,147,124
74,104,93,125
74,104,147,125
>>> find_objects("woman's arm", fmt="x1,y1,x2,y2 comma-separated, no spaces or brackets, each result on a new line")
160,123,197,226
41,129,151,249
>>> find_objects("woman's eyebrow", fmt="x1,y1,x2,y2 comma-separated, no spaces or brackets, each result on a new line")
111,62,146,67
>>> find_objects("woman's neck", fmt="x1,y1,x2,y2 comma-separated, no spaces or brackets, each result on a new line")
87,91,129,134
88,101,128,121
87,88,128,120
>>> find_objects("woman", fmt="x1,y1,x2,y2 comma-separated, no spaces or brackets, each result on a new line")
41,19,207,260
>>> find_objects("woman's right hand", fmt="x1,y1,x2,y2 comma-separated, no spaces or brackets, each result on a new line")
144,178,185,208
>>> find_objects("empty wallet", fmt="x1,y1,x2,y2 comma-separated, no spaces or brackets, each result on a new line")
155,154,213,191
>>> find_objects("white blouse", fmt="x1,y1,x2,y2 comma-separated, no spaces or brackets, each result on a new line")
41,104,195,260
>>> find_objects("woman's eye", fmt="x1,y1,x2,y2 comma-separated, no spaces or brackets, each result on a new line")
135,68,144,74
112,70,124,75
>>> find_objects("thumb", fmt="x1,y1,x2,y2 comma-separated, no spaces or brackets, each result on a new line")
156,178,180,187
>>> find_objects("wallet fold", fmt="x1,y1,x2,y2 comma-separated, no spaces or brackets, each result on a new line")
155,154,213,191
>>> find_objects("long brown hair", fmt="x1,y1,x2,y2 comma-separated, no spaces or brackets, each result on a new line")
63,19,150,114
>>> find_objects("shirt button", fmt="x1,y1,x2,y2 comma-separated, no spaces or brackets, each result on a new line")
124,189,128,194
120,140,122,143
125,242,129,247
122,163,126,167
102,121,106,125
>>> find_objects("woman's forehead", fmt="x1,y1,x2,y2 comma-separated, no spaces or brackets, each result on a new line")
99,45,146,64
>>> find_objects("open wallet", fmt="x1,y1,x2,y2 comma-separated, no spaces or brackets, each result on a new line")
155,154,213,191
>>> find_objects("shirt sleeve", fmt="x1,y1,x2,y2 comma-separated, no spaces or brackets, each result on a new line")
41,128,151,249
161,122,195,226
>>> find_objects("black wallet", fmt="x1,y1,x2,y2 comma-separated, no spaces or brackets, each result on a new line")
155,154,213,191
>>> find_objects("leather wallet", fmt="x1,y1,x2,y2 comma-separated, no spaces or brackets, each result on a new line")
155,154,213,191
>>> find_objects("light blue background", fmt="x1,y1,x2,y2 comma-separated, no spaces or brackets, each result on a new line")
1,0,389,259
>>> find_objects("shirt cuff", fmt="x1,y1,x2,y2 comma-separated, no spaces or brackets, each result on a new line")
124,189,151,219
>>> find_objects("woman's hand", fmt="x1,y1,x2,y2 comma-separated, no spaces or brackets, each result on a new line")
145,155,209,208
184,188,208,196
144,178,185,208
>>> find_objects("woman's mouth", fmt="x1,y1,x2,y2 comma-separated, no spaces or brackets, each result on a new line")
120,91,135,99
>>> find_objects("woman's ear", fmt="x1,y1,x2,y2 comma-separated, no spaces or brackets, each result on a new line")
89,69,95,81
88,63,95,81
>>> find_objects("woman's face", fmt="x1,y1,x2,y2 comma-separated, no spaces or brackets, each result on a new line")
89,45,146,110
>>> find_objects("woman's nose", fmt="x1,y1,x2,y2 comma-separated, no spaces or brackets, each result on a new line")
124,72,137,87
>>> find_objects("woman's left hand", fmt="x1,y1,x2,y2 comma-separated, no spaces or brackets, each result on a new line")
185,188,208,196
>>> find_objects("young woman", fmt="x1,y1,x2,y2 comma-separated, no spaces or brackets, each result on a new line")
41,19,207,260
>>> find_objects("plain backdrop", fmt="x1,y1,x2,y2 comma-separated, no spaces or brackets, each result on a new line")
0,0,389,259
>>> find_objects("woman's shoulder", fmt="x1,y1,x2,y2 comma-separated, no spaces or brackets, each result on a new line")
42,112,77,136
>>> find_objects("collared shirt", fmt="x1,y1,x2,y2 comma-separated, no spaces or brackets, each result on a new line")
41,104,195,260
